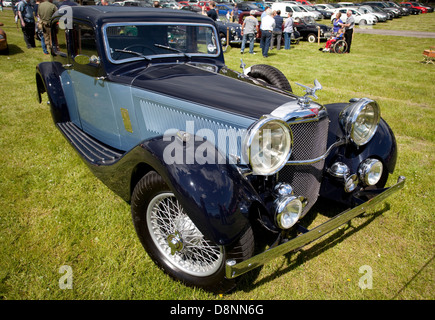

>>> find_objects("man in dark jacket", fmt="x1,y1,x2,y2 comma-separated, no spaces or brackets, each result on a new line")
271,10,283,50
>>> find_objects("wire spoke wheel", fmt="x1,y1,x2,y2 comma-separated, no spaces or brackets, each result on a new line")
147,192,223,277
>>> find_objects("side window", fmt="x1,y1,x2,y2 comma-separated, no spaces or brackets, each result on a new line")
52,21,68,56
72,23,99,65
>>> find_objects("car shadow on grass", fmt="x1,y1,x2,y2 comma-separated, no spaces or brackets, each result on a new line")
235,200,392,293
2,44,24,56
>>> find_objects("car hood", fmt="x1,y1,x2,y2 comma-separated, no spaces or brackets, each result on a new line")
129,63,295,119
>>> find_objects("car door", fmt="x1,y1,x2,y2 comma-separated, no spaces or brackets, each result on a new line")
67,21,122,150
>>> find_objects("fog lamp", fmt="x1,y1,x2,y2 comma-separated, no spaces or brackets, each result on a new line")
275,196,302,229
358,159,383,186
344,174,358,193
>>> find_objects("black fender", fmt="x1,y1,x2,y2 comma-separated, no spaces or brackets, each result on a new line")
87,135,263,247
36,62,70,124
320,103,398,204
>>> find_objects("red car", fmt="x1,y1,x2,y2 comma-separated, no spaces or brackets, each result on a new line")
0,23,8,54
400,2,428,13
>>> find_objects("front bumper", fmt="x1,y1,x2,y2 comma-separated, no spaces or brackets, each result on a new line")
225,176,405,279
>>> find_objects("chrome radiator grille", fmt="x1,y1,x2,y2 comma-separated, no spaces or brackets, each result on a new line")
278,117,329,216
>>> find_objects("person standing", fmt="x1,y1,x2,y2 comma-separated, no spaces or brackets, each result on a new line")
333,12,344,34
270,10,283,50
17,0,36,49
206,1,217,21
343,10,354,53
283,12,293,50
260,8,274,58
38,0,57,54
240,10,259,54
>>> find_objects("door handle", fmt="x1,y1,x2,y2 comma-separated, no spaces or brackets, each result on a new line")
62,64,72,68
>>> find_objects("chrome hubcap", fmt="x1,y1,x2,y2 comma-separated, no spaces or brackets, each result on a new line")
147,193,223,277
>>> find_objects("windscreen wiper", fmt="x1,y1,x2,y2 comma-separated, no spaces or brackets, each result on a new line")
113,49,152,61
154,44,191,59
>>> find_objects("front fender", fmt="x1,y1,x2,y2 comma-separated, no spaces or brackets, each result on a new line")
88,135,262,247
141,136,262,246
320,103,398,205
36,62,70,124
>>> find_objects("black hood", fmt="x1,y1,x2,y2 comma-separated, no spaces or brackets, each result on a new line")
129,63,294,119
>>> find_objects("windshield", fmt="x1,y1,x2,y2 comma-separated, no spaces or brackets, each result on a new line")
291,6,303,12
104,23,219,64
302,16,316,24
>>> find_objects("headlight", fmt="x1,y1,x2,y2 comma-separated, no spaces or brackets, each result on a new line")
358,158,383,186
340,98,381,146
275,196,303,229
244,117,293,175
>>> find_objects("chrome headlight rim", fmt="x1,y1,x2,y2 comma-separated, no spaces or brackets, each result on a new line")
244,116,293,176
275,196,303,229
358,158,384,186
340,98,381,147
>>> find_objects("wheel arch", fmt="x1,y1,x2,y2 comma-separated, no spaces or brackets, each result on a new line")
36,62,70,124
124,136,263,247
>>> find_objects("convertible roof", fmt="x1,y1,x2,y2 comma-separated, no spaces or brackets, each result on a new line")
54,5,214,25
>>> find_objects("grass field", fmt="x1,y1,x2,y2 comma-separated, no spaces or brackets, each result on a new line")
0,8,434,300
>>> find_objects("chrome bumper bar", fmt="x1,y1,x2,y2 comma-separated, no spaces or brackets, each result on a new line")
225,176,406,279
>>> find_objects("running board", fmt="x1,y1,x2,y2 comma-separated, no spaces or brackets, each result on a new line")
57,122,124,165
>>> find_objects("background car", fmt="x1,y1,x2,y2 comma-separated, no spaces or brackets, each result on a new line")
294,16,332,42
216,15,243,46
272,3,317,19
330,8,378,25
400,2,430,13
358,5,388,22
299,4,323,20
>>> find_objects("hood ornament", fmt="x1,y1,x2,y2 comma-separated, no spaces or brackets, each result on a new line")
296,79,323,107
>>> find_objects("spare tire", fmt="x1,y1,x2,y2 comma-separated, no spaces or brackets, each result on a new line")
247,64,292,92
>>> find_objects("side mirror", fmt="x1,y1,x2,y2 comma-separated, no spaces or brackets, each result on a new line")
74,54,90,65
74,54,100,65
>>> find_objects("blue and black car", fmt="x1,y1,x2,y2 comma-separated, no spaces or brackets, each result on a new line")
36,6,404,293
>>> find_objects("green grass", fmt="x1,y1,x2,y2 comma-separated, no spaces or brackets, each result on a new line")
1,8,434,300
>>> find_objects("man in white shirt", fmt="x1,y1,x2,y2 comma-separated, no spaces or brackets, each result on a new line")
260,9,275,58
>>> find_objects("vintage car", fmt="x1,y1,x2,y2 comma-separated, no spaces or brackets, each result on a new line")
0,23,8,54
294,16,332,43
215,15,243,46
36,6,404,293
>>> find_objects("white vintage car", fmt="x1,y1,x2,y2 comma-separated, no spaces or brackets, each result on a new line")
330,7,378,25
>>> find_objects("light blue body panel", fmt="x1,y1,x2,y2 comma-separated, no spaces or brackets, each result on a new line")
62,70,256,155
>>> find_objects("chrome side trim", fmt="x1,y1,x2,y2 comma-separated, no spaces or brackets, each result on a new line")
286,139,346,165
225,176,406,279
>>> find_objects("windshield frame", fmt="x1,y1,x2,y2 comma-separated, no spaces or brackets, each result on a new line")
103,22,221,65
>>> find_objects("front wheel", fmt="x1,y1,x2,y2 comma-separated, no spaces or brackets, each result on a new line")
131,171,254,293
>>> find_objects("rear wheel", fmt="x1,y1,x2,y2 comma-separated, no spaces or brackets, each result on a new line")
248,64,292,92
307,33,317,43
131,171,255,293
333,39,347,54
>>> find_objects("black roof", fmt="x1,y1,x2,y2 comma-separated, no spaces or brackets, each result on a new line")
53,5,215,26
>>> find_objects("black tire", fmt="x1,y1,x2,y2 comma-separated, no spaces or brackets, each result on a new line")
131,171,255,293
307,33,317,43
248,64,292,92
